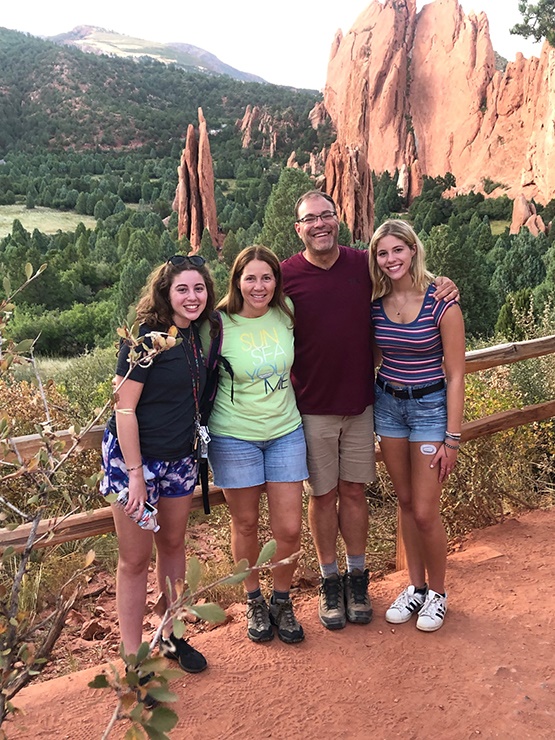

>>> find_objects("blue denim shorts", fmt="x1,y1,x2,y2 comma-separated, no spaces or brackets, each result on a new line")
373,383,447,442
100,430,198,505
208,425,309,489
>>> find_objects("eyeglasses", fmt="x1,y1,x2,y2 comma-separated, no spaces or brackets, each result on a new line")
295,211,337,225
167,255,206,267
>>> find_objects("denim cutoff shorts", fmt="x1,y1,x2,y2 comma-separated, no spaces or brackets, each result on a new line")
208,424,309,489
373,382,447,442
100,429,198,506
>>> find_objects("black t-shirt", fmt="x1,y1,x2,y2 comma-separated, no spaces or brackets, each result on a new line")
107,323,207,461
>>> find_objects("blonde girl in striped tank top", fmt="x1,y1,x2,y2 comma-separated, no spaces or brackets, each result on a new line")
369,220,465,632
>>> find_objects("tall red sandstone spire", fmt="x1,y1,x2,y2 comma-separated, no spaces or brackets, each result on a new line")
174,108,220,250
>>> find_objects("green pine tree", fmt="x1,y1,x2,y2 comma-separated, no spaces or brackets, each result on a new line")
198,228,218,262
222,231,242,268
259,168,312,260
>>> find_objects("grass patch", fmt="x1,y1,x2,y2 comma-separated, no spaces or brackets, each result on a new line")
0,205,96,238
490,219,509,236
216,179,237,193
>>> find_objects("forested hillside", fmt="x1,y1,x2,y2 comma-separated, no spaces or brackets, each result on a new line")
0,29,337,354
0,27,324,153
1,27,555,357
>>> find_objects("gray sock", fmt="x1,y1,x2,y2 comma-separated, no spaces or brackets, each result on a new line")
320,560,339,578
346,554,365,573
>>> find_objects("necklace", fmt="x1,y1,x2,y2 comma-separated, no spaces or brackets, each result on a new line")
392,294,411,316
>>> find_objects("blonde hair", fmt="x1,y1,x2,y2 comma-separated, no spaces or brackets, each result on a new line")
369,219,435,300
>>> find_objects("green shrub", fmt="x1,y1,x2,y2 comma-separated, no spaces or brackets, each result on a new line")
440,365,555,538
52,347,115,421
6,299,117,356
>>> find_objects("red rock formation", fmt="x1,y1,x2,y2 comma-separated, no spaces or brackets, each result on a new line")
308,101,329,130
325,141,373,243
197,108,219,249
510,194,547,235
286,149,327,178
286,151,299,169
510,194,535,234
525,214,547,237
238,105,255,148
308,149,326,177
237,105,278,156
324,0,555,205
174,108,221,250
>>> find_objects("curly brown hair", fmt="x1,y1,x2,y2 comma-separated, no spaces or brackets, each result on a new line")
135,258,219,334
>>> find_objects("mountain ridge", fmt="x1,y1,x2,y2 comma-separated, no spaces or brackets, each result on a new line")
48,25,266,84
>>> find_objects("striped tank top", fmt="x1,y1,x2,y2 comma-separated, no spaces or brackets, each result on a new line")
371,284,458,385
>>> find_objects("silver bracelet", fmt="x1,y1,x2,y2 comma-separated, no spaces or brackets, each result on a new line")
444,442,460,451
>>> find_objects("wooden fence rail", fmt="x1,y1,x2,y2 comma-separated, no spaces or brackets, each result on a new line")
2,335,555,556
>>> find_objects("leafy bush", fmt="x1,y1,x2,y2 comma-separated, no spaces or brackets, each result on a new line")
44,347,116,422
6,299,117,356
441,368,555,537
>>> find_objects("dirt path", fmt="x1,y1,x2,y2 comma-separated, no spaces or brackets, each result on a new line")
7,509,555,740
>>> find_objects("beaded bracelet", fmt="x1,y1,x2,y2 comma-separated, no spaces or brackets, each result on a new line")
127,464,143,471
444,442,460,451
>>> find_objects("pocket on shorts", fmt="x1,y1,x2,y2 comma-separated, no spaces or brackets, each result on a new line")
413,389,446,410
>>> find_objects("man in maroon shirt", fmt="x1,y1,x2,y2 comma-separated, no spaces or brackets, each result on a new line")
281,191,456,631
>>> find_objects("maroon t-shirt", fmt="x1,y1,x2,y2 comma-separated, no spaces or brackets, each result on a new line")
281,246,374,416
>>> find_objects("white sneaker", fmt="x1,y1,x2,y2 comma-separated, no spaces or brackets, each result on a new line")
416,589,447,632
385,585,427,624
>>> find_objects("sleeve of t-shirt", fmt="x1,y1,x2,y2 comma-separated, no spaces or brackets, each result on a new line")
433,297,460,327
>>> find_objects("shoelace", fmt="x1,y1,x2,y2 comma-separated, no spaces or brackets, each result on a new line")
349,573,369,604
274,600,298,630
322,579,341,608
392,587,420,610
419,594,444,617
247,600,268,628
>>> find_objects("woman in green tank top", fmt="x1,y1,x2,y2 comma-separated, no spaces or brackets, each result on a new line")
206,246,308,645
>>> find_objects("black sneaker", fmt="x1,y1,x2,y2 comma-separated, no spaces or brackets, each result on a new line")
246,595,274,642
318,573,346,630
269,598,305,644
160,633,207,673
343,568,373,624
125,668,159,710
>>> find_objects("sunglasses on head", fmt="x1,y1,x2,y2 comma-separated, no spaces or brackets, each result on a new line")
167,255,206,267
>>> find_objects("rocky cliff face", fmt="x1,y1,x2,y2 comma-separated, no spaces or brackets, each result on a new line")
324,0,555,211
173,108,220,250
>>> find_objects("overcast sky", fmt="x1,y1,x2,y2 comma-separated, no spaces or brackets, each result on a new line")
2,0,543,89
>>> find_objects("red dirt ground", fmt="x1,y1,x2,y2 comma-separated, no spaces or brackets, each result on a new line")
7,508,555,740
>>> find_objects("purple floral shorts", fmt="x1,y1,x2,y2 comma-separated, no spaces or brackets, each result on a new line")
100,429,198,505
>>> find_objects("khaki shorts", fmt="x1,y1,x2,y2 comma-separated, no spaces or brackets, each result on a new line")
302,405,376,497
